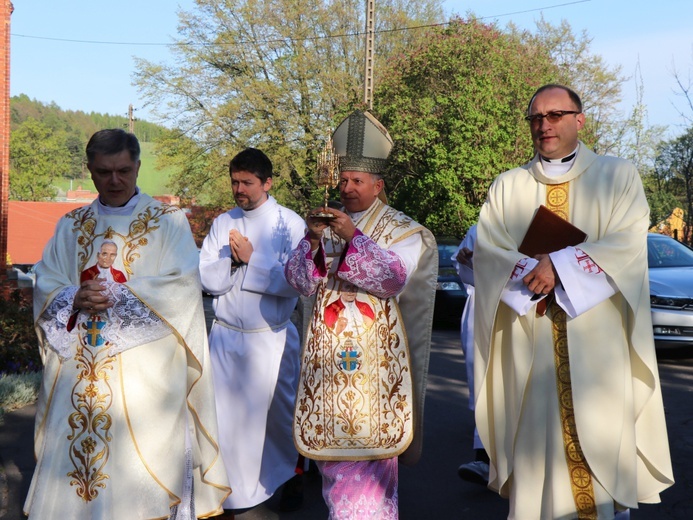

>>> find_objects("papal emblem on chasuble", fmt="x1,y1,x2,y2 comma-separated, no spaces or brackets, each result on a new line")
294,276,413,459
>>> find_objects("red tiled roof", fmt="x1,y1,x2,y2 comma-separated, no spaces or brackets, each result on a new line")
8,201,86,265
66,188,97,201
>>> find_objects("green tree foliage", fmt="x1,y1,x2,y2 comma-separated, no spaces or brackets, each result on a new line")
10,118,69,200
134,0,444,213
134,6,665,234
643,179,680,230
376,18,558,236
653,128,693,242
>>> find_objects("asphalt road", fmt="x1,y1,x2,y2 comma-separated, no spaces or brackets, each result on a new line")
2,327,692,519
233,329,693,520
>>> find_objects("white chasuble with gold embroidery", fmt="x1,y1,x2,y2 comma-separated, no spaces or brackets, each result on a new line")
25,195,230,520
297,273,412,460
475,144,673,519
287,199,437,462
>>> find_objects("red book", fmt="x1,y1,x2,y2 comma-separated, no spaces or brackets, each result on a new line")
519,205,588,257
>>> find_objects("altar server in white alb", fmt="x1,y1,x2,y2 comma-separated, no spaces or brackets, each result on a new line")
25,129,230,520
199,148,306,514
474,84,674,519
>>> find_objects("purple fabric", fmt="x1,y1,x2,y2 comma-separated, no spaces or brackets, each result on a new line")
317,459,399,520
285,230,407,300
284,233,326,296
337,230,407,298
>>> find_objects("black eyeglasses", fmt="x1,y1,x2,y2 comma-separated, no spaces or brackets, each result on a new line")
524,110,581,125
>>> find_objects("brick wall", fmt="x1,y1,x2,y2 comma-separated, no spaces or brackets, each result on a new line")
0,1,13,271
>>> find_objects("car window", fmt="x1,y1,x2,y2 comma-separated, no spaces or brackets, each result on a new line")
437,244,458,268
648,236,693,268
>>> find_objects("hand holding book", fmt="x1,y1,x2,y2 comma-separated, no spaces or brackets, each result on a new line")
519,205,587,315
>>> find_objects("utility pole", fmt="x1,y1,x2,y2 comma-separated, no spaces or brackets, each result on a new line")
128,104,136,134
363,0,375,110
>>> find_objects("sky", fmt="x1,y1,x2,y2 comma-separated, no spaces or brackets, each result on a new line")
8,0,693,137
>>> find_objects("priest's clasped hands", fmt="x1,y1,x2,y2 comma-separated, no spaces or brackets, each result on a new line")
74,279,113,313
229,229,252,265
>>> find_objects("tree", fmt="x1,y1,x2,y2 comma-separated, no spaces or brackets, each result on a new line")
610,64,667,173
653,128,693,243
622,65,678,227
374,16,668,236
9,118,72,201
133,0,444,212
375,18,558,236
135,6,658,233
643,181,680,230
671,48,693,128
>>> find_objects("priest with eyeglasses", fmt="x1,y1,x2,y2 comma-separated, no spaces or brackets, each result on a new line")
473,84,674,520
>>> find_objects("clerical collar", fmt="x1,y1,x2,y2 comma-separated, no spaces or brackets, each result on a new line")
97,187,141,216
540,151,576,164
539,145,579,177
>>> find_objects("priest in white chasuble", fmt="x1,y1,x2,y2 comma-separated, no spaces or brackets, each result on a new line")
199,147,307,513
24,129,230,520
284,110,438,519
474,84,674,520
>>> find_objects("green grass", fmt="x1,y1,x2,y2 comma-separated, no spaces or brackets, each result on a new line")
0,371,41,423
53,142,176,197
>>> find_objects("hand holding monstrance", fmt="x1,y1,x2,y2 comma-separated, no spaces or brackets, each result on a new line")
313,138,340,220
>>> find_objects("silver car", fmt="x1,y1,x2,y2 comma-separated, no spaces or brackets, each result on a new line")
648,233,693,349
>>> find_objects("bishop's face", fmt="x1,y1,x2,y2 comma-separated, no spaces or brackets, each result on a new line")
338,170,383,213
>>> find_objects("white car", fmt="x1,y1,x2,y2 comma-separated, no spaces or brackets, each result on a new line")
648,233,693,349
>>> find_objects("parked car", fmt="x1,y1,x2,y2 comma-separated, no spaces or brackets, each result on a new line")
8,265,35,288
433,237,467,327
648,233,693,349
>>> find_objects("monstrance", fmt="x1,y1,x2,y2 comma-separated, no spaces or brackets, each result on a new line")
313,137,339,219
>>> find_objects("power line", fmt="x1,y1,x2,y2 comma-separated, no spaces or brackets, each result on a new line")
11,1,590,48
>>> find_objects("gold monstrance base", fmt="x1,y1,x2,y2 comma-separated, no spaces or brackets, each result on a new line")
312,210,336,220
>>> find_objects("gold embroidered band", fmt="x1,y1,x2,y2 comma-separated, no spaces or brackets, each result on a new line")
67,318,114,502
546,183,597,519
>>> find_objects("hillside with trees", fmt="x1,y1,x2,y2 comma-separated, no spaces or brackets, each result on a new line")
9,95,168,201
